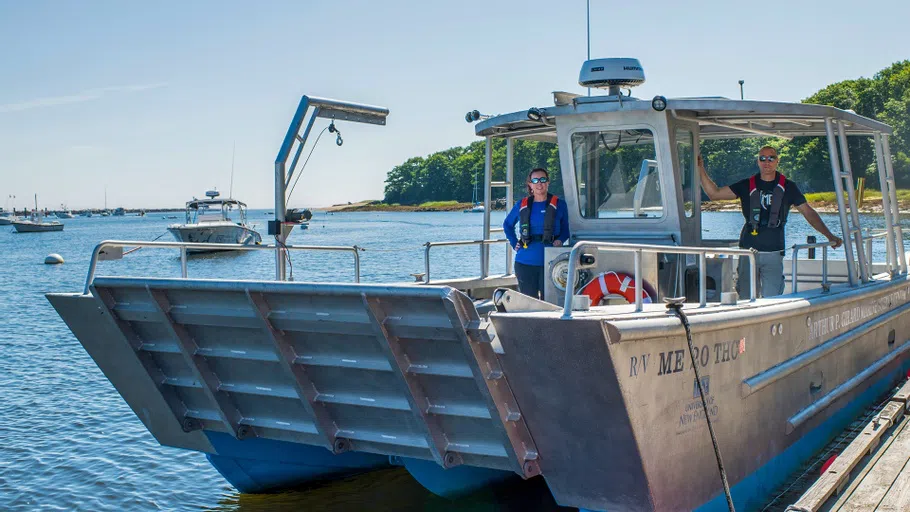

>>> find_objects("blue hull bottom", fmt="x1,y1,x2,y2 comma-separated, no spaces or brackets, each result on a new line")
204,432,390,493
401,457,515,498
204,431,514,498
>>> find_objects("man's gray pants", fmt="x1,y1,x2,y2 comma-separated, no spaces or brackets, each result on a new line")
737,251,785,298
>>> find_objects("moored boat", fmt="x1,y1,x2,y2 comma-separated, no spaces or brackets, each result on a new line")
14,195,64,232
167,190,261,252
47,62,910,511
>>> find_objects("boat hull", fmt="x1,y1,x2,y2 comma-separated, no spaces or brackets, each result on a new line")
167,223,262,252
45,276,910,509
12,221,64,232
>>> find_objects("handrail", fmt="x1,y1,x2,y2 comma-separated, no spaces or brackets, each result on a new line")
83,240,362,294
423,239,508,284
790,242,832,294
864,226,908,275
791,227,909,294
561,241,757,319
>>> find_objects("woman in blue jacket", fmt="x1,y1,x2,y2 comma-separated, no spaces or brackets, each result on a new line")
503,168,570,299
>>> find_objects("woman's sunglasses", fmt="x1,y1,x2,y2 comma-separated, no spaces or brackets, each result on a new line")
758,155,777,162
530,177,549,184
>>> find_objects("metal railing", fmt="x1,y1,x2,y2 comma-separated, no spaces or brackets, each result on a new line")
790,241,832,294
561,241,757,319
83,240,362,294
790,227,906,294
423,239,508,284
864,226,907,275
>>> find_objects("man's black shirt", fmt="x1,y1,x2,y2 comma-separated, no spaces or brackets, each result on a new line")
729,172,806,252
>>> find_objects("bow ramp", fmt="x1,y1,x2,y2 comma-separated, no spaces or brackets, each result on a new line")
47,277,540,479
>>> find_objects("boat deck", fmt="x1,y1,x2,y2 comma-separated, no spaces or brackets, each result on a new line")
787,379,910,511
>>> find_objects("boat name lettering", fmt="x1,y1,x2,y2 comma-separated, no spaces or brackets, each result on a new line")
630,340,739,378
808,288,909,341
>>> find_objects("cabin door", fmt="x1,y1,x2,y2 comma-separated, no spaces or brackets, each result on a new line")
670,120,701,246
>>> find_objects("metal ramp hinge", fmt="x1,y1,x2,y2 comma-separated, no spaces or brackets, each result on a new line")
466,320,495,343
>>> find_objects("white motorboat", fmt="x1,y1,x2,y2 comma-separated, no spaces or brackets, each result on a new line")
0,211,16,225
56,210,75,219
13,195,63,232
167,190,262,252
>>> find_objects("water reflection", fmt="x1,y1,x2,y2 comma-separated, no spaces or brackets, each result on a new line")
207,468,569,512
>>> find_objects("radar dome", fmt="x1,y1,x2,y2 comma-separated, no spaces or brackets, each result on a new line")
579,58,645,93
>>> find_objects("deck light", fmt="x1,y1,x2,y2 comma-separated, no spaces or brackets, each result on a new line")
527,107,542,121
464,110,481,123
651,95,667,112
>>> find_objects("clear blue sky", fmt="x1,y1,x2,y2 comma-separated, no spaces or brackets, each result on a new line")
1,0,907,210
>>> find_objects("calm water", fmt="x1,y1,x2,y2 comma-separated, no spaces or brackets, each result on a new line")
0,210,903,511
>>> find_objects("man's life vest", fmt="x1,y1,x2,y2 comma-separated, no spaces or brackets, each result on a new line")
519,194,559,247
748,174,787,236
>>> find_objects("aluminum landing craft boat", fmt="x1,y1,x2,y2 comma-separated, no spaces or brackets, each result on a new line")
48,59,910,511
167,191,262,252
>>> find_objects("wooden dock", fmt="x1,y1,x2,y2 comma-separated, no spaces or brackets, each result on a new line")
787,379,910,511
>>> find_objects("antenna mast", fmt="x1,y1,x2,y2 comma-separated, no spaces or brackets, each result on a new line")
229,141,236,199
586,0,591,96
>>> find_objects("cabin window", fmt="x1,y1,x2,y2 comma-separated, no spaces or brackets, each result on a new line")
572,128,663,219
676,129,696,218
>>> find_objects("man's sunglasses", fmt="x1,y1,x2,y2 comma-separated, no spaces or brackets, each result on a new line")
530,177,549,184
758,155,778,162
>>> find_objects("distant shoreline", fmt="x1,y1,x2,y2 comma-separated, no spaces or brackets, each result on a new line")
315,197,904,214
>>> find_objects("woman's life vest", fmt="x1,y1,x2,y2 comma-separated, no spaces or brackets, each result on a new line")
519,194,559,248
748,174,787,236
580,271,653,305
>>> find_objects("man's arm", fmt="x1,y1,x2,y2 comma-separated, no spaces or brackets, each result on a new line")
796,203,843,248
697,154,737,201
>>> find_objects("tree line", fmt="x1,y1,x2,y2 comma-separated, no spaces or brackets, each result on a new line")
383,61,910,204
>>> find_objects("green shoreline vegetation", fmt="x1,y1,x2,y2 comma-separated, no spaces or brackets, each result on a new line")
345,61,909,213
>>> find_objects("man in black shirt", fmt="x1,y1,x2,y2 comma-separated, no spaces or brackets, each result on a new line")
698,146,843,297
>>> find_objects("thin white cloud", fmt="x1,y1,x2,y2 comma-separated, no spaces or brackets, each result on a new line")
0,83,168,114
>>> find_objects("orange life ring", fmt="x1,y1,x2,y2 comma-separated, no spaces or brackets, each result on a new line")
580,271,653,305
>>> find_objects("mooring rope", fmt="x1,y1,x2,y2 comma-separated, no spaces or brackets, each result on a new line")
667,300,736,512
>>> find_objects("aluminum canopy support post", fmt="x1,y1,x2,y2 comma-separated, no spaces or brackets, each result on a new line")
246,290,341,452
361,294,450,467
874,132,898,273
824,118,857,286
836,121,869,282
146,287,246,439
882,134,907,273
481,136,493,278
506,138,514,275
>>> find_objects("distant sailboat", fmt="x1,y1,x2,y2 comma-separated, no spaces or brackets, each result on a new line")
463,172,484,212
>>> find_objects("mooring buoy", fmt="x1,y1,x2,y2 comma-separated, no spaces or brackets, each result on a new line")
45,253,64,265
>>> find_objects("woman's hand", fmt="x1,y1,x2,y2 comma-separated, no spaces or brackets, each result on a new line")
514,243,522,251
552,240,563,247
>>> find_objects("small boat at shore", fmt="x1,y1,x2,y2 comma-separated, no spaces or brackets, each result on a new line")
48,61,910,511
167,190,261,252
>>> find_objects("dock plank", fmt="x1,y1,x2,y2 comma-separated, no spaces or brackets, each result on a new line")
790,416,892,511
836,417,910,511
891,379,910,406
876,461,910,511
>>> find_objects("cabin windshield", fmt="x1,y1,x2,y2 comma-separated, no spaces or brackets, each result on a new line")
571,127,663,219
